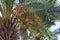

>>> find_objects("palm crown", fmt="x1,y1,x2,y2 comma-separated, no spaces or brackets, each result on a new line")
0,0,60,40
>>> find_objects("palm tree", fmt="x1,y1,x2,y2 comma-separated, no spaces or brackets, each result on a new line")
0,0,60,40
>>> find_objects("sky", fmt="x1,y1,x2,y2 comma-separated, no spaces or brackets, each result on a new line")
49,20,60,40
49,21,60,40
54,0,60,7
57,34,60,40
50,21,60,32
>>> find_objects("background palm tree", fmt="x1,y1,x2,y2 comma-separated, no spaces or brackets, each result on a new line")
0,0,60,40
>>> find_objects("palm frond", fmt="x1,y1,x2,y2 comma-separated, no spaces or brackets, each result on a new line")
0,16,18,40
